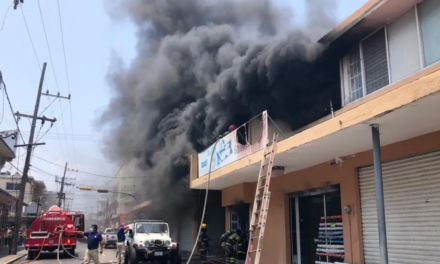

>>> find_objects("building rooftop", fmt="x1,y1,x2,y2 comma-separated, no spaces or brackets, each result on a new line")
319,0,422,49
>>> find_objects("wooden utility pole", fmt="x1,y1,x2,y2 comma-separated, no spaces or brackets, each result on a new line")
58,162,68,207
10,63,48,255
10,62,71,255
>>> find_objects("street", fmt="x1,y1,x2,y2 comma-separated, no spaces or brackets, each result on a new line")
11,243,119,264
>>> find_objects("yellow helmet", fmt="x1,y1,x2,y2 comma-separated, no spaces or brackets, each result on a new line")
201,223,207,228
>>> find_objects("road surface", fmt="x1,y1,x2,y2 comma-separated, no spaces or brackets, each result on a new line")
12,242,119,264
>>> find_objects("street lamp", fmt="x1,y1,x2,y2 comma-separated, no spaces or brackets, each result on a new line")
77,186,143,219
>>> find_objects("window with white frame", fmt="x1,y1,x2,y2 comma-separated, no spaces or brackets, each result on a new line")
341,47,363,104
387,7,421,82
340,0,440,106
231,211,239,230
418,0,440,66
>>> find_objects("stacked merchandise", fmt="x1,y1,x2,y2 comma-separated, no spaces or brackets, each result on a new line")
314,215,344,264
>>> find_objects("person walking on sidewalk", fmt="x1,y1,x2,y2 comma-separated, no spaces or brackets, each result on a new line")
76,224,103,264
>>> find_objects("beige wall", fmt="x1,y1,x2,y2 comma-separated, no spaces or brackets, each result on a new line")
222,130,440,264
0,177,33,204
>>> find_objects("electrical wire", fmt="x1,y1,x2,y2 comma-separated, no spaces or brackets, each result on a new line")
186,138,220,264
0,72,26,144
39,97,57,116
55,0,78,169
20,4,69,162
0,82,5,127
0,5,12,32
37,0,72,163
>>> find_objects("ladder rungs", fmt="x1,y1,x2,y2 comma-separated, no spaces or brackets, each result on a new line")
264,150,274,156
262,161,271,167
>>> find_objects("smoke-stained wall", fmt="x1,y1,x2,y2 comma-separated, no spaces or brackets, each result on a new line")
100,0,343,222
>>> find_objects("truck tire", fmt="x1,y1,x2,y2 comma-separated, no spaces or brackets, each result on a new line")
170,254,181,264
69,248,75,257
27,252,34,260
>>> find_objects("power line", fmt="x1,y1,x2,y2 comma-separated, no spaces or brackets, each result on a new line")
19,4,69,162
0,5,13,32
36,0,72,163
55,0,77,169
19,5,41,69
37,0,59,92
32,155,145,179
0,72,26,143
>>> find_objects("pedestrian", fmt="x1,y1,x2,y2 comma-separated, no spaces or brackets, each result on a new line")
75,224,103,264
5,228,12,246
116,224,126,264
198,223,209,264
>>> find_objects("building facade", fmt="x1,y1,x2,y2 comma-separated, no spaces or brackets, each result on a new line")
190,0,440,263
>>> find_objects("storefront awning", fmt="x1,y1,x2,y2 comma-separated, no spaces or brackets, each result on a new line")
0,188,18,207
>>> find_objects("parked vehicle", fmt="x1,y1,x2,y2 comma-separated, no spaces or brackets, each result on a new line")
125,220,181,264
103,228,118,248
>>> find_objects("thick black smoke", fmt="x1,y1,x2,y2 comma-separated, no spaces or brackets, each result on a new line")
100,0,341,218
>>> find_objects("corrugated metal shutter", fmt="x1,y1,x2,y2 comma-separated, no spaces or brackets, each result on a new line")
359,151,440,264
179,205,196,252
362,28,389,94
204,190,225,256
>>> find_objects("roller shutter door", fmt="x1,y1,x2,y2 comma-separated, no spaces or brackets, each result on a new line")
179,204,196,253
359,151,440,264
204,190,225,255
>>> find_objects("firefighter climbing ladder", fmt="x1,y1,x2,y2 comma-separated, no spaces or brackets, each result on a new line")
245,132,278,264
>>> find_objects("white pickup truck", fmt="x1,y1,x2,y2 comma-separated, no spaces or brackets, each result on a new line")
103,228,118,248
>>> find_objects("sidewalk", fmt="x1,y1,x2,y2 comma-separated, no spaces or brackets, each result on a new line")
0,246,27,264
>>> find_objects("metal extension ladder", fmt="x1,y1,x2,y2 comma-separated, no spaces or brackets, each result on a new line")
245,132,278,264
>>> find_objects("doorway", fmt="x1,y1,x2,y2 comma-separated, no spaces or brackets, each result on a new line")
289,185,343,264
229,202,250,232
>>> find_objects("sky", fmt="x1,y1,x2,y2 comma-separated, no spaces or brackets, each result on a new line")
0,0,367,214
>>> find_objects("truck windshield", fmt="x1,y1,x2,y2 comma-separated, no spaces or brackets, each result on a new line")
105,229,117,233
135,223,168,233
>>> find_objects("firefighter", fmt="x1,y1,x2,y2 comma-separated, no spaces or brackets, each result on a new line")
199,223,209,264
223,229,242,264
236,231,248,264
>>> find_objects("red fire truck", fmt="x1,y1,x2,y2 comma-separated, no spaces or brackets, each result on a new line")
24,205,85,260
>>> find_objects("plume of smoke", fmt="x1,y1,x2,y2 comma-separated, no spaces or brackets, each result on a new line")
100,0,341,219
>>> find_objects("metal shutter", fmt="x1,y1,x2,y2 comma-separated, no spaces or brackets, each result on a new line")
359,151,440,264
362,28,389,94
204,190,225,255
179,207,196,252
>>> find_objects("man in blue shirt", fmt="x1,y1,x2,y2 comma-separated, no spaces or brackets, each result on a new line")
76,224,103,264
116,224,126,264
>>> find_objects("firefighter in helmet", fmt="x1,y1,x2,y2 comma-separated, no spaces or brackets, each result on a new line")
223,229,242,264
199,223,209,264
236,231,248,264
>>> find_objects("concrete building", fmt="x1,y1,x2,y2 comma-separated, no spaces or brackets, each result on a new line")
0,172,46,227
190,0,440,263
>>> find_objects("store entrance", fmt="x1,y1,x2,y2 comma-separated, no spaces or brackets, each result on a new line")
230,202,250,232
289,185,342,264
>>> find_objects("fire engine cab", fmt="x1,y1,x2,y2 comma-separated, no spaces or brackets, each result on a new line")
24,205,85,260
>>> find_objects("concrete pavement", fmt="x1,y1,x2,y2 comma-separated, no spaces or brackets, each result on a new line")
10,243,119,264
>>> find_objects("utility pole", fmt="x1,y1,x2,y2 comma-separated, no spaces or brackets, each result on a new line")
10,63,49,255
10,62,71,255
58,162,68,207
